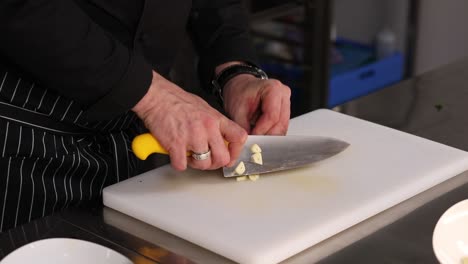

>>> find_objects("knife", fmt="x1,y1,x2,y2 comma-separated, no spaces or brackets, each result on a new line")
131,133,350,177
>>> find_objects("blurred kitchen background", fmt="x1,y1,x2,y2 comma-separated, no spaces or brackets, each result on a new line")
244,0,468,118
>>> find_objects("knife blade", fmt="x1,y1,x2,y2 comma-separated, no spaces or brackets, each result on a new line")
223,135,349,177
131,133,350,177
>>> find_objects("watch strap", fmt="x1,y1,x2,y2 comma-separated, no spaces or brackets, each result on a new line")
211,63,268,104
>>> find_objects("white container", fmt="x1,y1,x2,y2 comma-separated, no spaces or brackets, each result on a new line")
0,238,132,264
433,199,468,264
376,28,396,59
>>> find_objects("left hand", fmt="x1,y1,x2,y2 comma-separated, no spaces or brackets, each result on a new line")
222,74,291,135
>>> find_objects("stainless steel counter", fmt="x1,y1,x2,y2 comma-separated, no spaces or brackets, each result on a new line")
2,57,468,263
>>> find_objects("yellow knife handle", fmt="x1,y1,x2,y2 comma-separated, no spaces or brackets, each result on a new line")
132,133,230,160
132,133,192,160
132,133,167,160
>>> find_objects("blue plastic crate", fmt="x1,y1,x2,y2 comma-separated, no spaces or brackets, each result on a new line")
259,39,404,109
328,40,404,107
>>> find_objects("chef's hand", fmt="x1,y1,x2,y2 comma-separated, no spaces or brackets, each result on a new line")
221,66,291,135
132,71,247,171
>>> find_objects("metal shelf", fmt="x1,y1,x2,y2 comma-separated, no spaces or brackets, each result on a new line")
250,2,304,23
249,0,331,117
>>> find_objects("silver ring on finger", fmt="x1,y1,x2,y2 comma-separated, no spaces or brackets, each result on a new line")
191,149,211,161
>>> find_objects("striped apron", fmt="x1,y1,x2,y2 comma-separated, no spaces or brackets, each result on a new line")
0,66,148,232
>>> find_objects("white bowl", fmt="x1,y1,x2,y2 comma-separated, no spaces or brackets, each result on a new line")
433,199,468,264
0,238,133,264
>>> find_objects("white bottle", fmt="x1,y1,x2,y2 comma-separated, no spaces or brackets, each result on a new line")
376,28,396,59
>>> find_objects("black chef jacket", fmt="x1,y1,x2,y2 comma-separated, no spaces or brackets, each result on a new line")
0,0,257,121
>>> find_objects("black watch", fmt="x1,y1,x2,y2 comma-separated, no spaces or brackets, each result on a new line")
211,62,268,104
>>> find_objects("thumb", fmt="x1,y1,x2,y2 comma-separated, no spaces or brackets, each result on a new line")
233,114,251,134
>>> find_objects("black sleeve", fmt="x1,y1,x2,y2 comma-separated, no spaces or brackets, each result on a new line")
0,0,152,121
189,0,258,89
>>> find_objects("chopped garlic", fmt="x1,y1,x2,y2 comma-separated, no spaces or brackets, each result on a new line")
234,161,246,175
248,174,260,181
236,176,247,181
250,143,262,153
251,152,263,165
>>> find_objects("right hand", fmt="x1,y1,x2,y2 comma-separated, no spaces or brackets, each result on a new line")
132,71,247,171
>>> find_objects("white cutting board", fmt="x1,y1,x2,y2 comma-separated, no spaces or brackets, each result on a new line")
103,109,468,264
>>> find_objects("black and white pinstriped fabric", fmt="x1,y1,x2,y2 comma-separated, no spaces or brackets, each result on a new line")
0,67,146,232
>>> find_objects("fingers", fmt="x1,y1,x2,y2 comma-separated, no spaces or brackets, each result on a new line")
136,73,240,171
252,89,281,135
168,114,244,171
224,93,252,134
233,112,252,134
252,80,291,135
167,140,188,171
186,118,232,170
207,129,230,168
186,128,212,170
265,94,291,135
220,119,248,167
138,70,290,172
